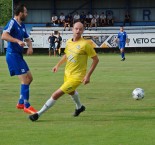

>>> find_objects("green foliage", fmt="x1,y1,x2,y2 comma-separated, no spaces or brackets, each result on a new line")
0,54,155,145
0,0,12,26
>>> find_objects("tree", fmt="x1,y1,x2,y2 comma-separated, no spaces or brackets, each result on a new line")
0,0,12,26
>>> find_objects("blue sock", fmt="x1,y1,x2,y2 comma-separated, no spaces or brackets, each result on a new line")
21,84,30,108
18,86,24,104
18,98,24,104
24,102,30,108
121,52,125,58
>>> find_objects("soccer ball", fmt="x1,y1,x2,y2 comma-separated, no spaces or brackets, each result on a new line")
132,88,144,100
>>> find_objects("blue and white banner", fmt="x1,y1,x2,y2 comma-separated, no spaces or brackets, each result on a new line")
28,33,155,48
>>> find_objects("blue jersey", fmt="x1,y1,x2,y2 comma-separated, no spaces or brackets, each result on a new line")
3,18,29,54
117,31,127,42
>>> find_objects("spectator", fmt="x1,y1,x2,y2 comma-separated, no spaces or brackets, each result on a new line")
88,12,93,20
51,13,59,26
64,13,72,31
90,16,97,30
59,12,65,26
80,11,86,24
93,12,100,26
56,33,62,56
84,12,92,30
48,33,57,57
124,11,131,26
100,12,107,26
73,12,80,23
107,12,114,26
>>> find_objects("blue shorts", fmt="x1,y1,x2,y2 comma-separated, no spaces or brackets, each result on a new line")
6,52,29,76
119,41,125,49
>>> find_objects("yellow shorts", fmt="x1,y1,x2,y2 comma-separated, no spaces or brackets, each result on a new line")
60,77,82,94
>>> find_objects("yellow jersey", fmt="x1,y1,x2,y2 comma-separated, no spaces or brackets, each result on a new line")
64,37,97,81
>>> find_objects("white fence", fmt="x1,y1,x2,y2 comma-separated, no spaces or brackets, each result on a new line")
29,32,155,48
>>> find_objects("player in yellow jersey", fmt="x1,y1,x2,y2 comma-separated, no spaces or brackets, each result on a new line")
29,22,99,121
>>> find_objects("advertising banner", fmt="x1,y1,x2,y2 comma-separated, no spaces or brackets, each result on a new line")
29,33,155,48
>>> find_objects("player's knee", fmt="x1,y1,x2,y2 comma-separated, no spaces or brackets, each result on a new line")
26,74,33,84
52,90,64,100
29,77,33,84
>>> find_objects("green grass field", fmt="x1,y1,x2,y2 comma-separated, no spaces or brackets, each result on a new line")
0,53,155,145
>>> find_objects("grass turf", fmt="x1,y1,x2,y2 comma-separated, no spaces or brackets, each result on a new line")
0,53,155,145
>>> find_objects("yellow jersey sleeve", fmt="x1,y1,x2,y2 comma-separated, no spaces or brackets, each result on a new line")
85,41,97,58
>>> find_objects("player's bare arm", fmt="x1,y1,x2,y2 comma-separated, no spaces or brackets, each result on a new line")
1,32,26,47
82,55,99,85
25,38,33,55
52,54,67,72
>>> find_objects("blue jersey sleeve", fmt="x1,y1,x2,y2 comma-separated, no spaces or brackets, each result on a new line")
3,19,15,34
3,19,28,54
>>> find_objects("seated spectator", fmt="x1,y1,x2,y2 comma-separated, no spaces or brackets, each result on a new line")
64,14,72,31
66,13,73,26
107,12,114,26
93,12,100,26
73,12,80,23
59,12,65,26
100,12,107,26
90,16,97,30
84,12,92,30
51,13,59,26
80,11,86,24
124,11,131,26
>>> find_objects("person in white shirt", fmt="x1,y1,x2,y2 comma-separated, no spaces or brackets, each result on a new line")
84,12,93,30
107,12,114,26
51,13,59,26
59,12,65,26
90,16,97,30
73,12,80,23
93,12,99,26
100,12,107,26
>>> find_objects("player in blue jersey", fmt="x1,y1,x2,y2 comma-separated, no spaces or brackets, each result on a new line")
1,4,37,114
115,26,129,61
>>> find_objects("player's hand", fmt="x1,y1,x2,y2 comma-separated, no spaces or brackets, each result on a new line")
27,47,33,55
52,66,58,73
17,40,26,47
82,75,90,85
